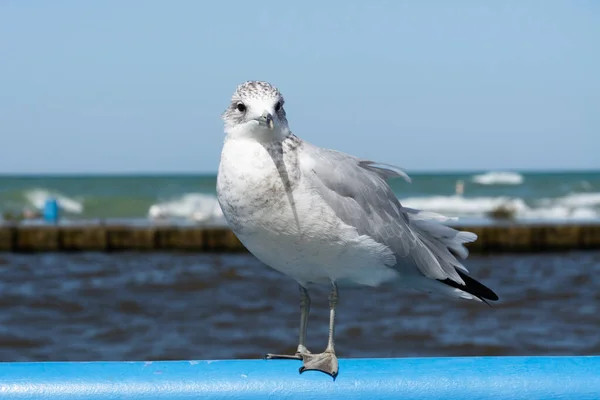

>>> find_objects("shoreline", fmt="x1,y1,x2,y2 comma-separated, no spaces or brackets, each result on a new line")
1,222,599,253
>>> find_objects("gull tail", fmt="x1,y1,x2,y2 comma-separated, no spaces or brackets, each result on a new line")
402,207,499,303
438,269,499,304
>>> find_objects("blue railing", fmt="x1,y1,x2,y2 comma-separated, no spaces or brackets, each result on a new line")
0,357,599,399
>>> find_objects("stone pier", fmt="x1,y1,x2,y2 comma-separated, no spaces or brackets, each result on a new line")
0,223,599,253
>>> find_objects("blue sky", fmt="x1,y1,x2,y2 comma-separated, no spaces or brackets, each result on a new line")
0,1,598,174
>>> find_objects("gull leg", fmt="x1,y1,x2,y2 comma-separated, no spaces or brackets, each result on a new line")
299,282,339,378
265,285,311,360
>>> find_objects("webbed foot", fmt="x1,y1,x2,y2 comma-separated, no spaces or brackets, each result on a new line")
299,350,338,378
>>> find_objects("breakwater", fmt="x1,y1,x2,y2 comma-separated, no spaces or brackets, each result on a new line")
1,223,599,253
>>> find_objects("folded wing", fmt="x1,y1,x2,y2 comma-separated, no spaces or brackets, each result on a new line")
298,141,488,294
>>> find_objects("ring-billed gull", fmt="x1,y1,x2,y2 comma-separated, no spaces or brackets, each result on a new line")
216,81,498,378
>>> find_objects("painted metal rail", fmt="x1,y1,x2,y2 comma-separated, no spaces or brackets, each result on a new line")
0,357,599,399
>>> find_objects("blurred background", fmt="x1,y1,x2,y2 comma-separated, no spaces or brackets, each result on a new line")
0,1,598,362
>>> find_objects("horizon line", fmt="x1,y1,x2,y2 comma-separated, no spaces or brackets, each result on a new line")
0,167,599,177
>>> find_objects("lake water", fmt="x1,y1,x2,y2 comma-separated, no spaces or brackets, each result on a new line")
0,250,598,362
2,170,600,224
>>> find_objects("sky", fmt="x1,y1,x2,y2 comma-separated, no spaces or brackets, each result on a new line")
0,1,598,174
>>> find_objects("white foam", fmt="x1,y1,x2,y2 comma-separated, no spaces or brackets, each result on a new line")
553,192,600,208
24,189,84,214
525,192,600,221
400,194,599,221
471,171,524,185
148,193,224,223
401,195,529,216
520,205,598,220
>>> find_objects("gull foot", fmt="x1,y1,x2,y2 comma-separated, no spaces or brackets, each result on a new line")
299,351,339,379
264,352,303,360
265,346,311,360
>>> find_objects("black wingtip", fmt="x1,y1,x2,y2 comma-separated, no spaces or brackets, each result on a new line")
439,270,499,302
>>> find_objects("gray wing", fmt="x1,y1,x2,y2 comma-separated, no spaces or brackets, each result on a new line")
298,141,473,285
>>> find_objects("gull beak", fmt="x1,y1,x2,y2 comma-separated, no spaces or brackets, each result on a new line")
259,111,274,130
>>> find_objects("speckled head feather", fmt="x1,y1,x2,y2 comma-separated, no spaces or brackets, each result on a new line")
235,81,283,101
222,81,289,138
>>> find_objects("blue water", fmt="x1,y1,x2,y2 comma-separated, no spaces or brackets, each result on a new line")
1,170,599,224
0,251,599,362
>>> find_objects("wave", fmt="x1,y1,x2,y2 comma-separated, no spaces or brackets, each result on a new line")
402,195,528,216
401,194,599,221
148,193,224,223
24,189,84,214
471,171,524,185
5,187,599,224
550,192,600,208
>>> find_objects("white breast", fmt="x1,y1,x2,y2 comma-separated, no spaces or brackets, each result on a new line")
217,137,399,288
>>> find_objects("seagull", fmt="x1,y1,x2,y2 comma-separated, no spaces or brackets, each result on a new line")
216,81,499,378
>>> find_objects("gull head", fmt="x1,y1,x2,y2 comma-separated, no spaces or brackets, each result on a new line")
222,81,290,141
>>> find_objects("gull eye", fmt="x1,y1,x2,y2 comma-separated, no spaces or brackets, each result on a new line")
236,103,246,112
274,101,282,112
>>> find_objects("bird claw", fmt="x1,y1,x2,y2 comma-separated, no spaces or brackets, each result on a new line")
265,345,311,360
264,352,303,360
